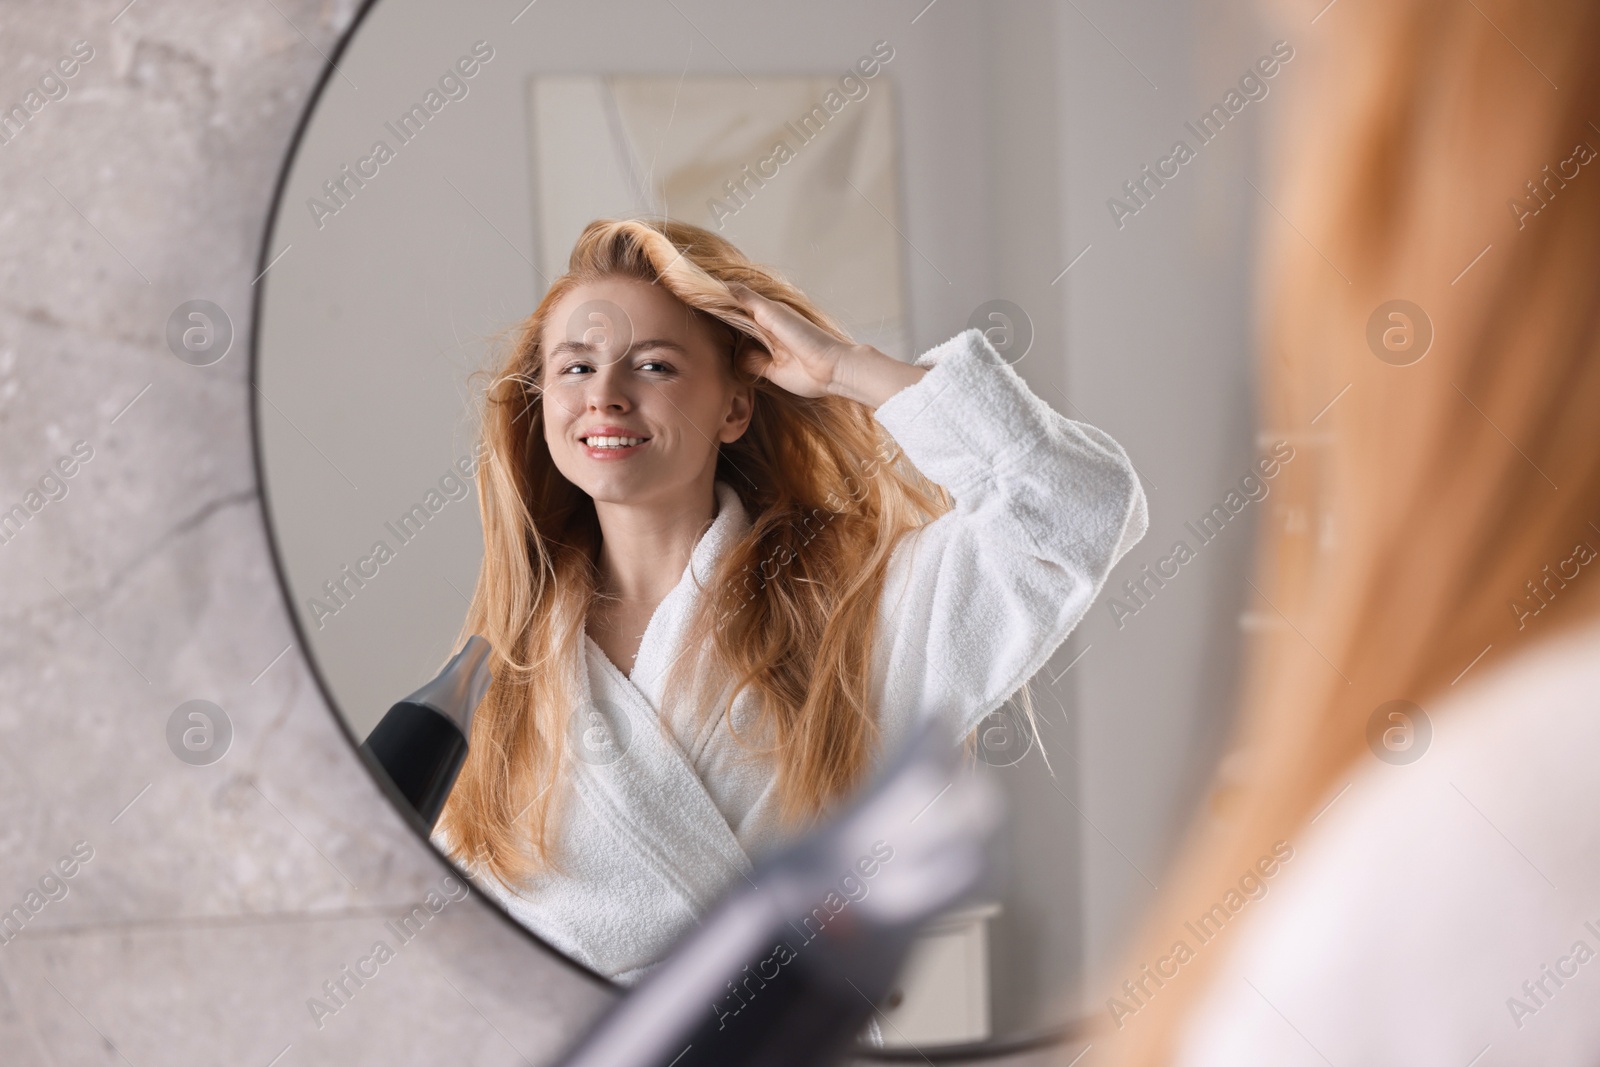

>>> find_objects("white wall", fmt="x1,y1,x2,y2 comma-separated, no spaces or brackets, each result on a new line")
1058,0,1273,1002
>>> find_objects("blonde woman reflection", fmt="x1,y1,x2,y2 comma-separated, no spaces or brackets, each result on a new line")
1089,0,1600,1065
430,217,1147,984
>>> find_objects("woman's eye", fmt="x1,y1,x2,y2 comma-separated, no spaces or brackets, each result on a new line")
556,359,671,376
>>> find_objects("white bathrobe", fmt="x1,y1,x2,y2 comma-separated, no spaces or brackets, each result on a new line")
434,326,1148,984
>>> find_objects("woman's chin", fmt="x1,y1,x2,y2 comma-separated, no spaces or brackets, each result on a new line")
577,472,655,507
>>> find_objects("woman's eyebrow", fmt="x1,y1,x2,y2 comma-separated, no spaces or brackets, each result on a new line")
547,338,688,358
629,339,688,355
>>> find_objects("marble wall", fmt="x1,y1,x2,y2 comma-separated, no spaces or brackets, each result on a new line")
0,1,608,1063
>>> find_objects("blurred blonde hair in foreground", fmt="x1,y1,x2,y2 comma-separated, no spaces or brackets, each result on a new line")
1090,0,1600,1062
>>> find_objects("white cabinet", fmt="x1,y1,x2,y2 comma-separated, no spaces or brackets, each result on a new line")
868,902,1002,1047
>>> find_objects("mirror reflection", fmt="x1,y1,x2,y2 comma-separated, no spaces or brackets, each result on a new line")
417,212,1143,994
254,0,1249,1053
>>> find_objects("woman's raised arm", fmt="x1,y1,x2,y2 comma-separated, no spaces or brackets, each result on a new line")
726,285,1148,749
864,327,1148,747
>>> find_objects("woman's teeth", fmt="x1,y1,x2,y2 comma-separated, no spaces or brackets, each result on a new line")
584,436,645,449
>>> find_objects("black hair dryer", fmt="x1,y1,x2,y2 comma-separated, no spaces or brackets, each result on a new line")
359,635,493,831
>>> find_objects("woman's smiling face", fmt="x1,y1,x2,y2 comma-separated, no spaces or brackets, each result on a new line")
540,276,753,509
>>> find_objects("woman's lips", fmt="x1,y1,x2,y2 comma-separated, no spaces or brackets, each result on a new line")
579,437,649,460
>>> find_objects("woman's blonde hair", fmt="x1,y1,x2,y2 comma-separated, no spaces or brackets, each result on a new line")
435,217,953,888
1094,0,1600,1060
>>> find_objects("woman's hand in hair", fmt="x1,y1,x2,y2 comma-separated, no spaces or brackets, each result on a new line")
729,283,926,407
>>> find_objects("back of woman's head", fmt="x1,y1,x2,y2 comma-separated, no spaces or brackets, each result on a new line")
1095,0,1600,1059
435,217,951,887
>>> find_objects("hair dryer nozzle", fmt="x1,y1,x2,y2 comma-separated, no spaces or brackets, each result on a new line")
404,634,493,736
360,636,494,831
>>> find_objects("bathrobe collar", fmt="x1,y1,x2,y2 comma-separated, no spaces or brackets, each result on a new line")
610,479,749,705
562,480,757,925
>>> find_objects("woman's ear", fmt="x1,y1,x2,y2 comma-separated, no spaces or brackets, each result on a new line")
720,378,756,444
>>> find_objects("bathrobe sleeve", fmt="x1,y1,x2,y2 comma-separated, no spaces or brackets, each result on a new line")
867,327,1148,745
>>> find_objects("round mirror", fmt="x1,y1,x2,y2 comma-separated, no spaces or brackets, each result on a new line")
253,0,1257,1056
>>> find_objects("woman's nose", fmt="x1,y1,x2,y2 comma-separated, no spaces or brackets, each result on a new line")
584,363,633,412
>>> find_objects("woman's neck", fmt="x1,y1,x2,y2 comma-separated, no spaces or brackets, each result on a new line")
592,481,720,606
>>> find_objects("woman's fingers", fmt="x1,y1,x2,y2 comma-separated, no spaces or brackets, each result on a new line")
730,282,824,355
724,282,847,397
727,284,783,358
